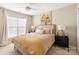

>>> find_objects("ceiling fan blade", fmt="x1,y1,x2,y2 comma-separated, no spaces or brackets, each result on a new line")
25,3,37,11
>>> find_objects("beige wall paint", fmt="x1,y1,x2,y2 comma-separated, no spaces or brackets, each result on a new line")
33,14,41,26
52,4,77,47
33,4,77,47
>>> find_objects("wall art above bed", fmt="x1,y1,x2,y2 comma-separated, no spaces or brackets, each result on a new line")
41,11,52,25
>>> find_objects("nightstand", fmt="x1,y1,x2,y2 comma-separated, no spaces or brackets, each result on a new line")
54,35,69,51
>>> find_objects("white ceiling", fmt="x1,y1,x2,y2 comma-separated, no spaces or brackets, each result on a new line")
0,3,73,15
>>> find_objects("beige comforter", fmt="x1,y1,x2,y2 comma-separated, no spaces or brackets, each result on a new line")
13,33,55,55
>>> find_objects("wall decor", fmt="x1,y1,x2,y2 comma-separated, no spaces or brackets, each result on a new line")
41,11,52,25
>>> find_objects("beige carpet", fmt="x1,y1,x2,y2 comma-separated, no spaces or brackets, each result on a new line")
0,43,79,55
47,46,79,55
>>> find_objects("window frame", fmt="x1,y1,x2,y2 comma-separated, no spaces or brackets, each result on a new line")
6,15,27,39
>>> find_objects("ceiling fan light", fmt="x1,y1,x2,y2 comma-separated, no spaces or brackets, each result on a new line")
25,3,37,12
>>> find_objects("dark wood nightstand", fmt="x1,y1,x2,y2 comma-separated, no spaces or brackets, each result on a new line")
54,35,69,51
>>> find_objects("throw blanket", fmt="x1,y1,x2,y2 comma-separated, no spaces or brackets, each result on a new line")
13,33,55,55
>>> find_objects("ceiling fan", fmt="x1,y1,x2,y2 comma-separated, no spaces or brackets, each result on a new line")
25,3,36,11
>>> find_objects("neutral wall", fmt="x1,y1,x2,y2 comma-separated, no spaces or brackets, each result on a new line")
33,14,41,26
52,4,77,47
33,4,77,48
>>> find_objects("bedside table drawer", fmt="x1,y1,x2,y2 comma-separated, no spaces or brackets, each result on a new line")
55,35,69,48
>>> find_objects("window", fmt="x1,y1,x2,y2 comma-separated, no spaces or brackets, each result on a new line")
7,16,26,38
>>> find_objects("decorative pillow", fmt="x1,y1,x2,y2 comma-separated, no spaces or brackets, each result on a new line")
36,24,56,34
43,28,52,34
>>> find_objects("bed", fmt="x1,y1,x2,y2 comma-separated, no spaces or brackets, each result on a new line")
12,24,56,55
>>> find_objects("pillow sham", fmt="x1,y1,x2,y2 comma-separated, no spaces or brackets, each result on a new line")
35,28,43,34
43,28,52,34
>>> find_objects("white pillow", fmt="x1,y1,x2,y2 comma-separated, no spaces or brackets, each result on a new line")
35,29,43,34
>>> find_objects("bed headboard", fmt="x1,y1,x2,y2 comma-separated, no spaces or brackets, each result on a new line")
36,24,56,34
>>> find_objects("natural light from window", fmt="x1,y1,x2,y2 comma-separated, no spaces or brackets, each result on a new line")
7,16,26,38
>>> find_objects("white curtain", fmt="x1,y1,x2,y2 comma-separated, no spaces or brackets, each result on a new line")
26,16,33,33
0,8,8,46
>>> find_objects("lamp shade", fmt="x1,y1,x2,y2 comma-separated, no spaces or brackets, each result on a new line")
31,26,34,29
57,25,66,31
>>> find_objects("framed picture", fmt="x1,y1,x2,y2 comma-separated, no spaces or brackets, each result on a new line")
41,15,51,25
